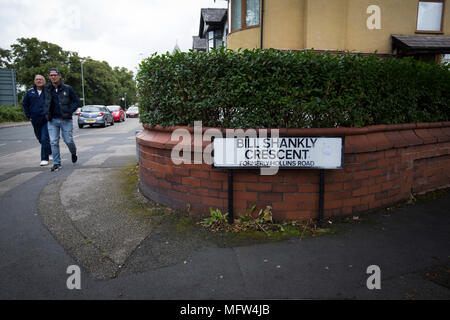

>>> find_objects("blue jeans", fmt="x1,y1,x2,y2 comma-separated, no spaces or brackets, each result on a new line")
31,117,51,161
47,118,77,165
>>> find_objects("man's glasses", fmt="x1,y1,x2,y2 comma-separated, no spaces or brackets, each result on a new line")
49,74,60,77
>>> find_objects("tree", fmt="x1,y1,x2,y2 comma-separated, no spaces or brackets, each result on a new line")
82,59,120,105
9,38,71,89
0,48,12,68
113,67,137,107
64,52,83,97
5,37,137,106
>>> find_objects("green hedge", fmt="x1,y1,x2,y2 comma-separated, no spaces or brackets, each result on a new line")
0,105,28,123
137,48,450,128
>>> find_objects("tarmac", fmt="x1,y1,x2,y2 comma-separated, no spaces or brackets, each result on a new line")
0,121,31,129
1,120,449,300
37,165,450,299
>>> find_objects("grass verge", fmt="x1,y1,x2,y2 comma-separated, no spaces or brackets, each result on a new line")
126,164,449,247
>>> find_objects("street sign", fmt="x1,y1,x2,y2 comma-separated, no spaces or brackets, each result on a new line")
213,137,343,169
0,69,18,106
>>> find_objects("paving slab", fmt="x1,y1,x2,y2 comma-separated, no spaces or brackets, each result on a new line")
39,168,155,279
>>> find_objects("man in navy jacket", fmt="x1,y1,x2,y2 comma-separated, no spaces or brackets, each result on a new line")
22,74,52,166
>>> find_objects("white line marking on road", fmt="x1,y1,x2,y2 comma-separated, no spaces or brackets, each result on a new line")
0,172,41,196
82,154,111,166
81,145,136,167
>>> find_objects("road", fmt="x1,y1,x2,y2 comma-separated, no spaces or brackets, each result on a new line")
0,118,144,299
0,118,449,303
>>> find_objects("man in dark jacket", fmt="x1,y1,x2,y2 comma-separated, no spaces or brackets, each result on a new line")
22,74,52,166
44,68,79,172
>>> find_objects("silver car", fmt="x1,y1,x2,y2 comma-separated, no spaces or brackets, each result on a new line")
78,105,114,128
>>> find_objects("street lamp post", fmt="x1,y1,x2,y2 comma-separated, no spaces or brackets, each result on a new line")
81,60,86,106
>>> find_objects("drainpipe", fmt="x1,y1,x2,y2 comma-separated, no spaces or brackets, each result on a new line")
260,0,264,49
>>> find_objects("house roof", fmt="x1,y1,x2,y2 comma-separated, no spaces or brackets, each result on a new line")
199,8,227,37
201,8,227,24
192,36,207,50
392,35,450,55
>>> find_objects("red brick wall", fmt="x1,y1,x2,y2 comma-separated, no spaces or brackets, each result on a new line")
137,123,450,220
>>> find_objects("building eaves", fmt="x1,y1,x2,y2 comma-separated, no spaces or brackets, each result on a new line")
392,35,450,54
199,8,227,38
201,8,227,23
192,36,207,50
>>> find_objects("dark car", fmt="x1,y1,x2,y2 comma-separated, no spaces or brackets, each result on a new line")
78,105,114,128
107,105,125,122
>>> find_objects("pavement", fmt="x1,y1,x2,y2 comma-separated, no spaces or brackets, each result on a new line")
41,175,450,299
0,120,449,300
0,121,31,129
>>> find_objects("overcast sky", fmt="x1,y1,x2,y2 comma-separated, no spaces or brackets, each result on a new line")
0,0,228,73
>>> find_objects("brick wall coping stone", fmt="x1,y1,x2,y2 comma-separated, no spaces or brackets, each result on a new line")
138,122,450,154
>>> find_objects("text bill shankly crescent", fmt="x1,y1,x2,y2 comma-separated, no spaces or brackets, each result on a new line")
213,137,343,169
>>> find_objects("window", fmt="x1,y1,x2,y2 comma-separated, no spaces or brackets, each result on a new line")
215,29,224,48
416,0,445,32
231,0,260,32
224,21,228,47
208,31,215,51
232,0,242,31
207,30,225,51
246,0,260,26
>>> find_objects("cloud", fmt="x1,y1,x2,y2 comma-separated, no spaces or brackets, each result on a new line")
0,0,227,72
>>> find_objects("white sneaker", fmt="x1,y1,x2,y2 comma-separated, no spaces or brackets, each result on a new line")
40,160,49,166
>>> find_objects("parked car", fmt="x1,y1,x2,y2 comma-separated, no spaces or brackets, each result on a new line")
106,105,125,122
126,106,139,118
73,107,81,116
78,105,114,128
